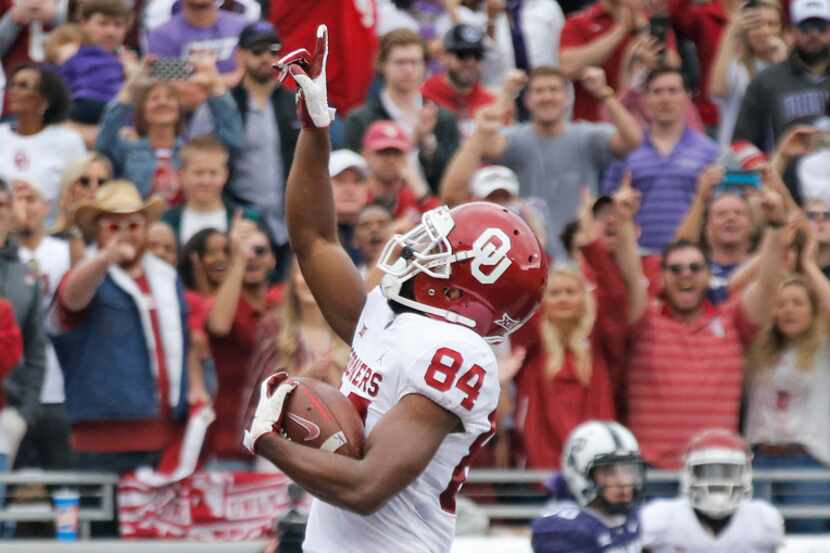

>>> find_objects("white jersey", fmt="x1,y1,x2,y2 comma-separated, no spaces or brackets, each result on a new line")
641,497,784,553
18,236,72,404
303,288,500,553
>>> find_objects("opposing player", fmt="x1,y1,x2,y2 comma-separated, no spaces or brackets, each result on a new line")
532,421,645,553
242,24,548,553
641,429,784,553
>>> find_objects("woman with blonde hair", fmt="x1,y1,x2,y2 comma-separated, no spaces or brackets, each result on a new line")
51,152,112,235
511,195,628,469
710,0,788,147
744,227,830,532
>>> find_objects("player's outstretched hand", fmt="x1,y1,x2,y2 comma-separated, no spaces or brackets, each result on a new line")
286,24,336,128
242,371,297,454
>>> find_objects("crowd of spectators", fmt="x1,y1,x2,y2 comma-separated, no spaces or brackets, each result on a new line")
2,0,830,536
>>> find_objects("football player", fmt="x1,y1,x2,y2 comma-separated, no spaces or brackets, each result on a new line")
242,24,548,553
532,421,645,553
641,429,784,553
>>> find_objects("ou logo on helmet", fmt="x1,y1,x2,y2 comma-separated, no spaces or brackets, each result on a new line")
470,228,512,284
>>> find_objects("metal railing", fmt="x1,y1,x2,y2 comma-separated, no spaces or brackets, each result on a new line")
464,468,830,520
1,468,829,535
0,470,118,539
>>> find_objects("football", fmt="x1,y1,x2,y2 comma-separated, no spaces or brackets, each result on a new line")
281,377,365,459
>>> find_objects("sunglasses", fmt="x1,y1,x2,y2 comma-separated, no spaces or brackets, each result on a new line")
78,176,106,188
99,218,144,233
798,19,830,34
251,244,269,257
665,262,707,275
454,49,484,61
249,44,281,56
806,210,830,222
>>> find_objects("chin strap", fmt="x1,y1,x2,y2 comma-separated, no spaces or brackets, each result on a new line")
380,273,477,330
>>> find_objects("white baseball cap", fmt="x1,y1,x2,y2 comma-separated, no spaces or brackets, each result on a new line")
471,165,520,199
329,150,368,178
791,0,830,25
798,149,830,207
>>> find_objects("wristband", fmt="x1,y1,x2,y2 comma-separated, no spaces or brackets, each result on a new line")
598,86,615,101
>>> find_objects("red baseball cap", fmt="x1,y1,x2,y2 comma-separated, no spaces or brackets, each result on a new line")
728,141,767,170
362,120,412,153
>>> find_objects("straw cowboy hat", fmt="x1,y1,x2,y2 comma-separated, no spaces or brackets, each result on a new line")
73,180,165,237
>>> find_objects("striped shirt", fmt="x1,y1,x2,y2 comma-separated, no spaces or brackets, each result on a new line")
602,127,719,252
626,299,757,469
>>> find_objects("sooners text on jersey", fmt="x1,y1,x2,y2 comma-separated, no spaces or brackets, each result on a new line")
302,288,501,553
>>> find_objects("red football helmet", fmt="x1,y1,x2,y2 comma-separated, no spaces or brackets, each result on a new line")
682,429,753,519
378,202,548,343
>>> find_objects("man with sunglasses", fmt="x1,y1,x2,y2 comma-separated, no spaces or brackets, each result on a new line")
191,21,298,282
422,24,495,137
733,0,830,151
612,170,790,472
49,181,190,480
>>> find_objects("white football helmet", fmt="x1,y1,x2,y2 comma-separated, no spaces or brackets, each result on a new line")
561,421,644,514
682,429,752,519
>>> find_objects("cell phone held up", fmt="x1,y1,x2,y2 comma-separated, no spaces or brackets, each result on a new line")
719,170,762,192
649,14,670,44
149,58,194,81
649,14,670,63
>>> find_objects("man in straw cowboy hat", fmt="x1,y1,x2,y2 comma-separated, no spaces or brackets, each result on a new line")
48,180,190,476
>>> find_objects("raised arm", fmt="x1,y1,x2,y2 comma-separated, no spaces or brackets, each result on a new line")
580,67,642,156
285,26,366,344
559,7,637,80
740,177,790,324
675,164,723,243
708,15,741,100
612,173,648,325
206,213,252,336
439,105,507,207
60,236,135,312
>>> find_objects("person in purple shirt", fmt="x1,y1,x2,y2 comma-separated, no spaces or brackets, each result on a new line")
603,67,719,253
532,421,645,553
146,0,248,76
60,0,131,125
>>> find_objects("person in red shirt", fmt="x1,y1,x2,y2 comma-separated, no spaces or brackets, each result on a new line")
269,0,377,114
612,170,790,469
422,24,495,137
361,120,440,230
511,202,629,469
559,0,680,121
204,216,283,468
0,299,22,378
668,0,730,131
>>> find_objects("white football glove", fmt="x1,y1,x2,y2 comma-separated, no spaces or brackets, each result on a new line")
288,24,336,128
242,373,297,454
